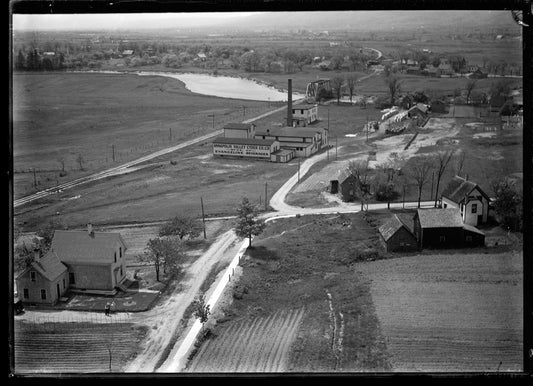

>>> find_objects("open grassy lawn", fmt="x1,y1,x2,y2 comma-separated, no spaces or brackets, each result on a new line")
189,213,392,372
12,72,271,198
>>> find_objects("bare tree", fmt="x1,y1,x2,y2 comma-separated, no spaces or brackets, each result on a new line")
433,150,455,207
348,158,372,210
407,155,434,208
76,154,85,171
454,150,467,178
384,75,402,105
331,76,344,105
465,79,477,104
345,73,358,103
58,157,66,173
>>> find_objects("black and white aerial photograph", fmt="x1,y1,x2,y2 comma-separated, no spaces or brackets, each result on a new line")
9,0,530,377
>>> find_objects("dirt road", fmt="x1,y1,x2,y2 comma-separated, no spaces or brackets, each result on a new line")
124,229,241,372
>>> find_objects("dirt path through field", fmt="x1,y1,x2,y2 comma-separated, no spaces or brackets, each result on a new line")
124,229,241,372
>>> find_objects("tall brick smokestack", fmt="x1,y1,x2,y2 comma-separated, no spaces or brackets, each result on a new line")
287,78,293,127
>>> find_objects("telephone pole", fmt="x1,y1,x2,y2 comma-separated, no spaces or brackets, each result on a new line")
298,158,300,182
200,197,206,239
264,182,268,211
33,168,37,188
112,144,115,162
335,137,338,159
169,128,172,142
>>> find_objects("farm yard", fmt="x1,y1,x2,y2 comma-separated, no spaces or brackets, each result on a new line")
355,251,523,372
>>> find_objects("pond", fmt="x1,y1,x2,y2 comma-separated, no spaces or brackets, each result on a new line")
137,71,305,102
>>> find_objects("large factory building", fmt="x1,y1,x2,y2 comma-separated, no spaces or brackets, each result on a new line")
211,78,327,162
212,137,281,161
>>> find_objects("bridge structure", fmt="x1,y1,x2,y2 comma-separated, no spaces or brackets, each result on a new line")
304,78,331,103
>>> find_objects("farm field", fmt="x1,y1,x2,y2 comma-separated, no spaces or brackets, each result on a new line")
14,320,148,373
186,213,392,372
12,72,271,199
355,251,523,372
187,308,305,372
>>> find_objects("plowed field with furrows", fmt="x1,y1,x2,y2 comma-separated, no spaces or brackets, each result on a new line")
14,322,146,373
186,308,305,372
356,252,523,372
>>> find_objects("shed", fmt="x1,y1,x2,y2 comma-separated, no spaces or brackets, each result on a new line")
330,169,358,202
378,215,418,252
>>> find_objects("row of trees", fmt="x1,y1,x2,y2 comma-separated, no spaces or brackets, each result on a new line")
346,150,522,231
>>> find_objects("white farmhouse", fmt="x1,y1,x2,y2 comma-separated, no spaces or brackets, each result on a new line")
439,176,491,226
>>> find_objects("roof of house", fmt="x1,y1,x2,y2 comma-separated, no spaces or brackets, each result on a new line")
22,250,68,282
51,230,126,265
271,149,294,156
441,176,489,203
292,104,318,110
416,208,464,228
462,223,485,236
335,168,353,183
415,103,429,113
256,126,323,138
379,214,414,241
224,123,254,130
213,137,276,146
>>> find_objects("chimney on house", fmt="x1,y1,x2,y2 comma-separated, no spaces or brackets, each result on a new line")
287,79,293,127
87,223,94,237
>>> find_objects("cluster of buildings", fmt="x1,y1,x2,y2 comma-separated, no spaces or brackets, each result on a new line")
212,79,328,163
382,57,489,79
15,224,128,305
379,176,490,252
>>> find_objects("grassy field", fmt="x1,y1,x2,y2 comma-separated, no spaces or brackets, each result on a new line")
355,251,523,372
187,212,392,372
12,72,272,198
14,320,148,373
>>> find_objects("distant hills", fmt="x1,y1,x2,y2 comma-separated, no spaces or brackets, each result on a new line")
216,11,520,32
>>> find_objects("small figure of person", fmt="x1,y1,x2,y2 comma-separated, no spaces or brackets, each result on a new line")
105,302,110,316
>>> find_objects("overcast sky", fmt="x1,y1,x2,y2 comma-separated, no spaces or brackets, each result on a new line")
12,12,260,31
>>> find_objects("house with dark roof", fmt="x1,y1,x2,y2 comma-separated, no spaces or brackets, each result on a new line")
440,176,490,226
378,214,418,252
16,250,69,304
407,103,429,118
413,208,485,249
51,224,128,292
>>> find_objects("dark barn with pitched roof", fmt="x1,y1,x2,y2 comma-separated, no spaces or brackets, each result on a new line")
413,208,485,250
378,214,418,252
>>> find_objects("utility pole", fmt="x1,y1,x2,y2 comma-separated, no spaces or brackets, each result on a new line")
208,114,215,129
298,158,300,182
327,108,330,131
200,197,206,239
264,182,268,211
335,137,338,159
33,168,37,188
112,144,115,162
366,115,369,142
430,171,435,202
327,134,329,161
169,128,172,142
